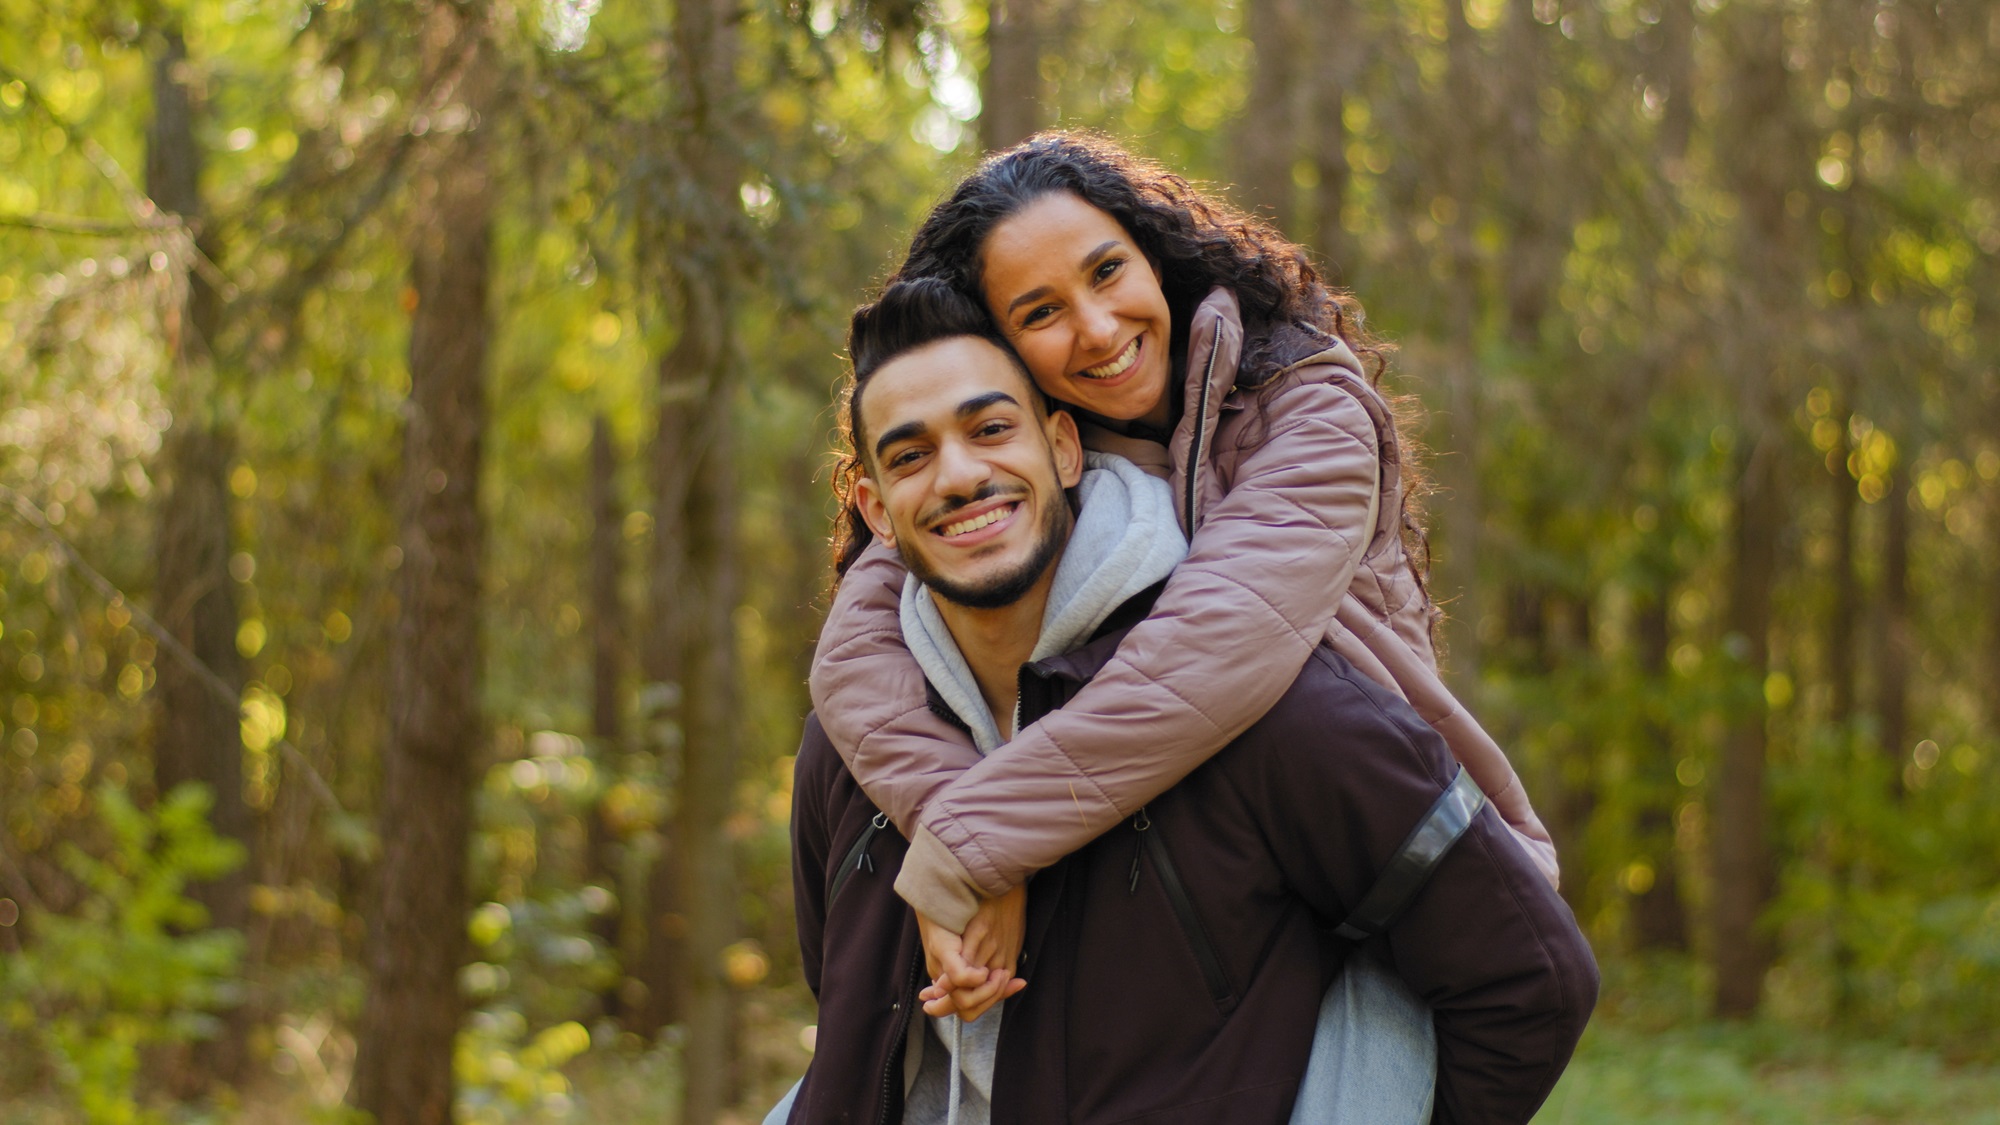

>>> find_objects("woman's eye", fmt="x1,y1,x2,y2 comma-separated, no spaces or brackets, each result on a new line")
1020,304,1055,328
1094,258,1123,282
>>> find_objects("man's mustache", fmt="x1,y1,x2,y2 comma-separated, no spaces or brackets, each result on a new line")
919,484,1026,529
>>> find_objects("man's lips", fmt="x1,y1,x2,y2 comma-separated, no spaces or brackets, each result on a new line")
1078,336,1141,380
930,498,1022,543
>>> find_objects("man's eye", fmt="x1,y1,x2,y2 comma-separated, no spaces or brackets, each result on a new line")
975,420,1012,438
888,448,925,469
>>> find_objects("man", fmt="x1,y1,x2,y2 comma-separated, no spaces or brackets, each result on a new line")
784,278,1597,1124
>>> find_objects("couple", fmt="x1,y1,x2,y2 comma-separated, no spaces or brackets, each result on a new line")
775,134,1596,1124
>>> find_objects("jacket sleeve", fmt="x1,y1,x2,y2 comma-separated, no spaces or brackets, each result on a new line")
1248,650,1598,1125
897,379,1381,925
809,539,985,840
791,717,837,999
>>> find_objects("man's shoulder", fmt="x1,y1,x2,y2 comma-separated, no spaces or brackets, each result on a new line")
1247,644,1449,768
794,713,845,791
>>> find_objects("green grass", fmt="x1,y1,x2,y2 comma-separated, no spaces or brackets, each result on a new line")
1537,1019,2000,1124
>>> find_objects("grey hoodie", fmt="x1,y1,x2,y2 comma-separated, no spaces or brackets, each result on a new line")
896,451,1186,1125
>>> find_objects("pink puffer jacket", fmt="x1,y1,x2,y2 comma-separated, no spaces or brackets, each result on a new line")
811,288,1557,929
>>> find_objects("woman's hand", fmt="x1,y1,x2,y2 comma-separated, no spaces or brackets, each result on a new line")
916,885,1027,1022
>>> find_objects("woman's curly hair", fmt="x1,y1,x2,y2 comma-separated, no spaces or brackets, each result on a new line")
835,131,1430,600
899,130,1387,389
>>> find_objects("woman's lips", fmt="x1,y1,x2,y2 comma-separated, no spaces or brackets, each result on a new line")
1079,336,1141,380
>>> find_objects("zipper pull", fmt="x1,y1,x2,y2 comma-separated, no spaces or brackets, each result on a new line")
860,812,888,875
1128,807,1151,894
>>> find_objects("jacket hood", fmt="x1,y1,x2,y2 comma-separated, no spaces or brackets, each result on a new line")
900,451,1186,754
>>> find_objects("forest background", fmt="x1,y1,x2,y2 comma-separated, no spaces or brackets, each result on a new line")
2,0,1997,1122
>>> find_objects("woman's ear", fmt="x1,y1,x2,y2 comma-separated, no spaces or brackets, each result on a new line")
1045,407,1085,488
854,474,897,547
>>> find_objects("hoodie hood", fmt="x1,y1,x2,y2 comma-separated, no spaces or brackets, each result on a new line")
901,451,1188,753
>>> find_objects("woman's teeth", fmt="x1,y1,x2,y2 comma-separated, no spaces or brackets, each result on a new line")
1081,338,1140,379
941,505,1013,537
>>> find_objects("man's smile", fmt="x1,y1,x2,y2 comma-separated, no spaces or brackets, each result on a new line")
931,498,1023,543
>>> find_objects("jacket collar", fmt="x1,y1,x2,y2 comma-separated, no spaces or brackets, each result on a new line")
921,580,1167,728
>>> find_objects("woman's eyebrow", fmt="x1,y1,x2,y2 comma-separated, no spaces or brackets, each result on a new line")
1077,239,1122,269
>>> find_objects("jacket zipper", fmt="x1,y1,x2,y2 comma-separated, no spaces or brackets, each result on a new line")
1130,808,1236,1010
876,951,924,1125
1181,327,1224,532
830,811,890,907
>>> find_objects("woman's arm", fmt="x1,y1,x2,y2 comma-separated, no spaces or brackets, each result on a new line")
893,379,1385,925
809,539,987,915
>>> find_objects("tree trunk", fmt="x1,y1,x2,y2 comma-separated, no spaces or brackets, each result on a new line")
1712,430,1780,1018
1234,0,1300,234
1498,0,1557,346
1432,0,1487,693
587,415,626,1019
1878,464,1912,793
1630,579,1690,952
1708,0,1795,1022
146,19,251,1088
1827,396,1860,1014
1304,0,1354,280
350,6,493,1121
980,0,1043,152
633,0,746,1119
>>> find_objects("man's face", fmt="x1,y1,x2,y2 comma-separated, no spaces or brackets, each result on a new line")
855,335,1084,609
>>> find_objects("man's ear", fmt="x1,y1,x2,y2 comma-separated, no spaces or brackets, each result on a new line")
854,472,898,547
1044,407,1085,488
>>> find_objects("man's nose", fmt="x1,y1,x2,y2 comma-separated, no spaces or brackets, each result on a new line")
932,437,990,497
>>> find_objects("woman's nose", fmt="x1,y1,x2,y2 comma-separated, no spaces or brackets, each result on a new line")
1076,297,1119,352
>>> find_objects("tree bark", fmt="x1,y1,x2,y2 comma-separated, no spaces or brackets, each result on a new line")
350,6,493,1121
633,0,746,1119
1629,580,1689,951
980,0,1043,152
587,415,626,1019
1432,0,1488,693
146,18,251,1088
1234,0,1300,234
1304,0,1354,280
1498,0,1557,346
1707,0,1795,1021
1878,464,1912,793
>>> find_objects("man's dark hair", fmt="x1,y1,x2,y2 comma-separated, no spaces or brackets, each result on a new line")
832,276,1043,583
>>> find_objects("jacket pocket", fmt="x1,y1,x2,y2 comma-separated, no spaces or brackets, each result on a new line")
1130,809,1237,1012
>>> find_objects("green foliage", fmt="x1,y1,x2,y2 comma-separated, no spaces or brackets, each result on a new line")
3,0,1999,1117
0,783,245,1125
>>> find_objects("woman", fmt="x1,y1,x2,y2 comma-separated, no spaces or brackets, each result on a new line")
809,132,1558,1122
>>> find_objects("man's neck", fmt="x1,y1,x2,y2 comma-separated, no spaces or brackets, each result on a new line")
930,563,1060,740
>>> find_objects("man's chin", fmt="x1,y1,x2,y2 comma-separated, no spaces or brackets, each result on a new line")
905,540,1061,611
925,566,1046,610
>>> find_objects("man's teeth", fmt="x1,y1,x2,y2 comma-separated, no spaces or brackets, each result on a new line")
941,505,1013,537
1081,338,1139,379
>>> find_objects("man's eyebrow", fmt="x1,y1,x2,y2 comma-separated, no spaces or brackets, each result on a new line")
1002,239,1122,317
956,390,1021,419
873,420,928,462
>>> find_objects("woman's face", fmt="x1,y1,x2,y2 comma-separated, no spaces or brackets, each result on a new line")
979,192,1175,428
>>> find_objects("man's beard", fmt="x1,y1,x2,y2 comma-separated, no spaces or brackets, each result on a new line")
903,482,1071,610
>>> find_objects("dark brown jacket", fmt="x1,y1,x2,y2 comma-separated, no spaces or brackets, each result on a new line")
790,592,1596,1125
